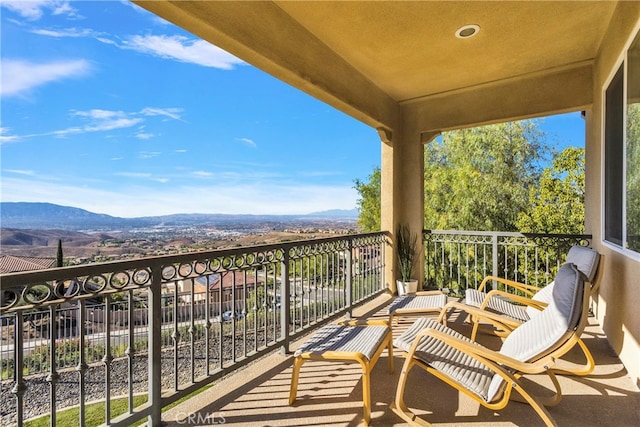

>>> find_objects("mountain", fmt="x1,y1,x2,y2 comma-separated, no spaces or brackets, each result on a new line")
0,202,358,231
0,202,127,229
305,208,358,218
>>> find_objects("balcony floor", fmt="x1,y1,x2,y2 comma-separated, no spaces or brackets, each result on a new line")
160,294,640,426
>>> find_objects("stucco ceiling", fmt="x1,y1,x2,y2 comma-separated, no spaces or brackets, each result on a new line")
274,1,615,103
135,1,618,130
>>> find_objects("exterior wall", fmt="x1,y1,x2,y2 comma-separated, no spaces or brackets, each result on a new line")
380,121,432,294
588,1,640,389
381,127,422,293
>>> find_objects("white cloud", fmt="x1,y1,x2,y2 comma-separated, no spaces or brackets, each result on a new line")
74,109,124,120
95,36,118,46
71,109,144,132
192,171,214,178
50,1,75,17
123,35,245,69
5,107,183,141
50,127,82,138
113,172,168,184
30,27,95,38
1,59,92,97
135,131,155,140
138,151,161,159
1,0,77,21
0,136,20,143
141,107,183,121
86,118,143,132
0,127,20,143
4,169,35,176
0,177,358,217
237,137,257,148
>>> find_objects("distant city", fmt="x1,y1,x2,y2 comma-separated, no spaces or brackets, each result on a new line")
0,202,360,266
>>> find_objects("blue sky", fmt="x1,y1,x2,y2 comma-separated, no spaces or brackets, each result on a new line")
1,1,584,218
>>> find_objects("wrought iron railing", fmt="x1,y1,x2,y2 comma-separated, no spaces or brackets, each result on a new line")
423,230,592,295
0,232,387,426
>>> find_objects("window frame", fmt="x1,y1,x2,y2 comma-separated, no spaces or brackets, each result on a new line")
602,27,640,260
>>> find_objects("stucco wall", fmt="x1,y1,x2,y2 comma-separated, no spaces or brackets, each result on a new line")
589,1,640,389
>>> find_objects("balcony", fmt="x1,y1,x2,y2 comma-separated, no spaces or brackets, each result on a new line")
1,231,639,426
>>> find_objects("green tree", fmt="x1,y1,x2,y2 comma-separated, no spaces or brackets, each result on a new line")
424,121,546,231
516,147,585,234
627,103,640,251
56,239,64,267
354,167,381,231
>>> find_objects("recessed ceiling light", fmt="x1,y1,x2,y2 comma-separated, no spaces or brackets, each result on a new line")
455,24,480,39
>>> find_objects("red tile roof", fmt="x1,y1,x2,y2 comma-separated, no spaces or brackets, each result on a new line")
0,255,56,274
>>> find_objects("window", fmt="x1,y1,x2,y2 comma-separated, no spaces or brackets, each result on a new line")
604,30,640,254
626,32,640,253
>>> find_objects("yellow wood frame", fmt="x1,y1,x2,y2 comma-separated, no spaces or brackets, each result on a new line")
288,319,393,426
443,256,603,376
388,290,447,326
391,264,593,426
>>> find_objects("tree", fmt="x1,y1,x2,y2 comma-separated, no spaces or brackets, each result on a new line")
354,167,381,231
626,103,640,251
352,120,588,234
516,147,585,234
424,121,546,231
56,239,64,267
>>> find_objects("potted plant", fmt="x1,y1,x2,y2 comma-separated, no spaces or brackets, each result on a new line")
396,224,419,295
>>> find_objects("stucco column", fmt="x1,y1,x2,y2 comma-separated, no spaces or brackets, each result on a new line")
380,126,428,294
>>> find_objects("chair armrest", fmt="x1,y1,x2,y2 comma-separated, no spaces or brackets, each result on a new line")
481,290,548,311
437,301,520,330
477,276,541,296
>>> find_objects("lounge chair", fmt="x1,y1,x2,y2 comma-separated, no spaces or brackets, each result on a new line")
386,245,596,330
464,245,600,317
391,262,588,426
446,245,601,375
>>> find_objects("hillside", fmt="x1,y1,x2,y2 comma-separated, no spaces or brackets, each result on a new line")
0,228,102,247
0,202,125,229
0,202,358,231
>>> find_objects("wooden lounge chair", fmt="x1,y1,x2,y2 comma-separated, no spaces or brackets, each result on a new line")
446,245,601,376
391,263,588,426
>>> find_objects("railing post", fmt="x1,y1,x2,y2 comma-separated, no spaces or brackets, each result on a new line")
148,263,163,426
103,295,113,424
12,311,25,427
126,290,135,414
382,236,388,293
423,232,429,289
492,233,499,290
345,240,353,319
280,249,291,355
77,299,88,425
47,304,59,427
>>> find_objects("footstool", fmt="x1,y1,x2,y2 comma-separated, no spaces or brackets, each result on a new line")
288,319,393,426
387,290,448,326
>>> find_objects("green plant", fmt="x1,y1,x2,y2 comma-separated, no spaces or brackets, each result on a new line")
396,224,418,282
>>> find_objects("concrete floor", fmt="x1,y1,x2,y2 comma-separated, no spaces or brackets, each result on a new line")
160,294,640,426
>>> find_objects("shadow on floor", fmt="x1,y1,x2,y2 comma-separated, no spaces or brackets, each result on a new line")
161,294,640,426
